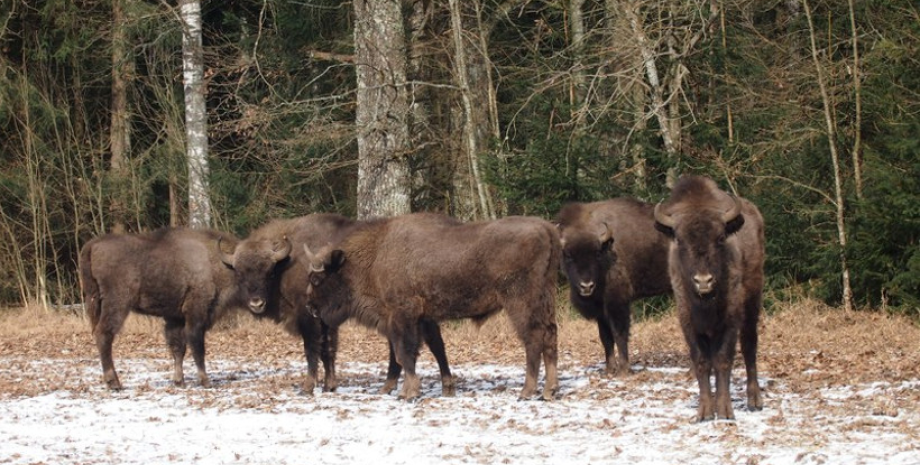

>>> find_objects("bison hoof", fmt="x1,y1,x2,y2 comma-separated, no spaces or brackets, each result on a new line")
380,379,398,395
398,392,421,402
441,379,456,397
747,392,764,411
104,375,123,390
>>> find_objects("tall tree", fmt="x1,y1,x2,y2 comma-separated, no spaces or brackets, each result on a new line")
353,0,412,219
109,0,133,233
448,0,495,220
803,0,854,311
180,0,211,228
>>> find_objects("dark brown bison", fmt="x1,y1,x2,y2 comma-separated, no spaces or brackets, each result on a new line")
302,213,561,401
555,199,671,376
221,213,455,396
653,175,765,422
79,228,242,389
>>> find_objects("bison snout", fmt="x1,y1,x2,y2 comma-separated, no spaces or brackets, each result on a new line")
248,297,266,313
692,273,715,295
577,281,596,297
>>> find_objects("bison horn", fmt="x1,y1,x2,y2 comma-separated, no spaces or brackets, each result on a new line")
271,236,292,262
722,195,743,224
597,222,611,244
302,244,324,273
653,202,676,229
217,236,235,268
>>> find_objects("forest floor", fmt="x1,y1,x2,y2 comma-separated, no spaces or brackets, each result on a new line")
1,299,919,464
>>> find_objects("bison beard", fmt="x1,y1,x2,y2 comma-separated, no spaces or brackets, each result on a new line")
555,199,672,376
303,213,561,401
79,228,241,389
654,175,765,422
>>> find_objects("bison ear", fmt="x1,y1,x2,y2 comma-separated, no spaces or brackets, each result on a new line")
326,249,346,273
725,213,745,236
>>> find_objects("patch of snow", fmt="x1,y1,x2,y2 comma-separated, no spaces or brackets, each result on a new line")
1,358,918,464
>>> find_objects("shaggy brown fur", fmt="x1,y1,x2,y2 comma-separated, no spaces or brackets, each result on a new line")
79,228,242,389
654,175,765,422
226,213,455,395
303,213,561,401
555,198,671,376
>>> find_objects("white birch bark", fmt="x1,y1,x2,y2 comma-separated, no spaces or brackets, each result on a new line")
448,0,494,220
180,0,211,229
804,0,854,312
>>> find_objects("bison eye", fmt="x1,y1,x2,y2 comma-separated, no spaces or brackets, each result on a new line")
717,234,727,245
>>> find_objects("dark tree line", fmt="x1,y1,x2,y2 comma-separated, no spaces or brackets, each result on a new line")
0,0,917,313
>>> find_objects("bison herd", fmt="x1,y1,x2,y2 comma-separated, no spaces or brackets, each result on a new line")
79,175,765,422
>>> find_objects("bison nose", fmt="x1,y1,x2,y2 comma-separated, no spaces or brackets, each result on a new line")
248,297,266,313
578,281,596,297
692,273,715,295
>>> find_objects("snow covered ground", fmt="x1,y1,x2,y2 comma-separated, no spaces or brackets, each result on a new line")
2,357,918,465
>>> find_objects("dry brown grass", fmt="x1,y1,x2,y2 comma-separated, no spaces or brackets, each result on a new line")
1,299,918,393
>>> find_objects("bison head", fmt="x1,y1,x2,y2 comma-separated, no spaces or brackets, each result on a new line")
218,236,291,314
301,243,345,311
558,222,615,298
654,196,744,297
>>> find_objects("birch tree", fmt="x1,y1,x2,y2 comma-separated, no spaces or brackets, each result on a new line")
621,0,720,185
448,0,495,220
803,0,854,311
353,0,412,219
180,0,211,228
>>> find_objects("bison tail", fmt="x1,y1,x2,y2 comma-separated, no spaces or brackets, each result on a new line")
78,242,101,330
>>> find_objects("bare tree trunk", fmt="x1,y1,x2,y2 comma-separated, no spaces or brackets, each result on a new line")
110,0,132,233
180,0,211,229
569,0,587,110
448,0,494,220
354,0,412,219
804,0,854,312
847,0,863,199
623,1,679,184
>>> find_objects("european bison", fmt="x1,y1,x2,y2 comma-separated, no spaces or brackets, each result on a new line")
555,199,671,376
653,175,765,422
79,228,242,389
221,213,455,396
302,213,561,401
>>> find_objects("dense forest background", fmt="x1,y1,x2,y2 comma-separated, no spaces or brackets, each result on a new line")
0,0,917,314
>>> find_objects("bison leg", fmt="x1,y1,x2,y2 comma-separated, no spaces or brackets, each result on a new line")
185,321,211,388
381,341,402,395
741,298,763,412
713,328,738,420
390,322,422,401
688,340,715,422
295,316,324,395
420,319,454,397
596,320,617,375
540,322,559,401
94,304,127,390
508,301,557,401
603,302,632,376
164,318,187,387
320,322,339,393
